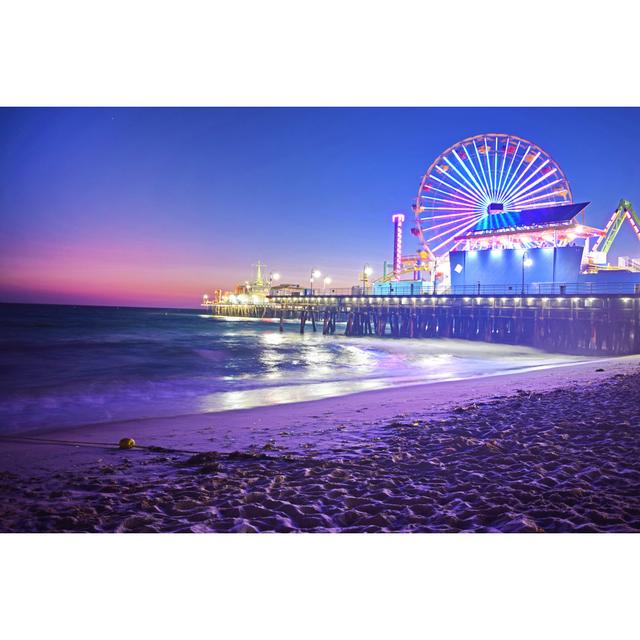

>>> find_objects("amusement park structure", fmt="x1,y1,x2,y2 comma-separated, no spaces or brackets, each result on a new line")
414,133,575,257
204,133,640,304
375,133,640,292
589,199,640,267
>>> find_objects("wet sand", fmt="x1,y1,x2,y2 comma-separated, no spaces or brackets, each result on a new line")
2,357,640,532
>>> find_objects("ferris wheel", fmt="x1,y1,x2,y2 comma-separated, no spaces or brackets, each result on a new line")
412,133,573,258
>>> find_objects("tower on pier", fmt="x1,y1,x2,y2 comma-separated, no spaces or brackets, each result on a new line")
391,213,405,279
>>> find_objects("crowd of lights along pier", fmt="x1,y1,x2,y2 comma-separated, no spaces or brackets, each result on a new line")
412,133,573,259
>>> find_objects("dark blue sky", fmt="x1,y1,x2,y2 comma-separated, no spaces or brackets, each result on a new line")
1,107,639,306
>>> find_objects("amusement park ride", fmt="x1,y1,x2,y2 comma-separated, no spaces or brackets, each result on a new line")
378,133,640,288
589,199,640,269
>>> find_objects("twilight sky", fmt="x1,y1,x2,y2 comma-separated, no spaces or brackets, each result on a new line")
1,107,639,308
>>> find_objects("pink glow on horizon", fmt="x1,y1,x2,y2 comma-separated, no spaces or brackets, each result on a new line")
0,234,240,308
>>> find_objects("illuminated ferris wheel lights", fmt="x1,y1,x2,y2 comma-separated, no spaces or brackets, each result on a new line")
414,133,573,257
431,220,482,253
510,180,564,208
485,140,495,194
425,192,478,209
420,210,481,221
429,214,484,244
434,167,481,202
422,206,479,215
507,174,559,208
500,146,530,196
451,151,485,196
510,191,561,210
425,196,480,209
450,149,485,186
422,186,477,205
501,156,544,202
501,162,548,205
454,150,488,194
427,213,481,233
506,158,550,196
474,141,493,195
430,173,476,199
447,164,483,200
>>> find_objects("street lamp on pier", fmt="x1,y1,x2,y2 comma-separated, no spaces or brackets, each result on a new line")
310,269,321,295
361,265,373,292
323,276,332,293
521,252,533,294
269,271,281,292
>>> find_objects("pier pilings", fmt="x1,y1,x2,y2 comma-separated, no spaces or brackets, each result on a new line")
204,294,640,356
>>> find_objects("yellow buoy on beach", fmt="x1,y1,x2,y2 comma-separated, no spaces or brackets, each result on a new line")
118,437,136,450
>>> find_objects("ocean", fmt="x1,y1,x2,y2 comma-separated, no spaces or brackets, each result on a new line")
0,303,588,435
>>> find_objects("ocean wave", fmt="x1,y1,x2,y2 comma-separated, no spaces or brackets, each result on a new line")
0,305,589,435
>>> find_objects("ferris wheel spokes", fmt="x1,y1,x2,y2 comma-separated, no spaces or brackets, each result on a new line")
426,213,481,235
446,152,486,201
512,184,561,210
435,162,486,203
485,137,497,199
495,136,510,198
431,214,485,253
414,133,573,258
507,173,561,209
450,149,486,198
495,139,520,201
429,173,480,206
496,144,530,203
472,140,492,199
500,151,542,203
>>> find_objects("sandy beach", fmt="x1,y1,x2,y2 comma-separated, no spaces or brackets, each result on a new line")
2,356,640,532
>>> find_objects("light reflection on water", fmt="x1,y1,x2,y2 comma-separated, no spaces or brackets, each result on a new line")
209,379,387,412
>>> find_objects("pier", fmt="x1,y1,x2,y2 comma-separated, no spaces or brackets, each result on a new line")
204,288,640,356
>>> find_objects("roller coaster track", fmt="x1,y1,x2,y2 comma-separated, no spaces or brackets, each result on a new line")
592,198,640,254
375,264,430,284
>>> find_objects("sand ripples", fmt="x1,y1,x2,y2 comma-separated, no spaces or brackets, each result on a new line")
2,373,640,533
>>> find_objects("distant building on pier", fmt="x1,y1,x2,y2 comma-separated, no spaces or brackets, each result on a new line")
618,256,640,272
270,283,303,296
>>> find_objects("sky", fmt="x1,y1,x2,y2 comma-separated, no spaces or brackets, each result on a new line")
1,107,640,308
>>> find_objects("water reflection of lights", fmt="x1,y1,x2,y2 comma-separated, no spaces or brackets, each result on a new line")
201,379,386,412
313,366,334,376
261,332,286,346
301,345,333,365
342,345,376,368
259,349,286,369
416,354,453,369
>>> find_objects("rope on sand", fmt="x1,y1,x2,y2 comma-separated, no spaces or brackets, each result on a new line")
0,434,196,454
0,435,303,463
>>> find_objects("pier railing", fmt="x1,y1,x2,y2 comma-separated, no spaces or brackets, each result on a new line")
272,281,640,298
